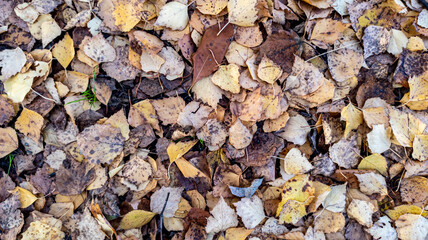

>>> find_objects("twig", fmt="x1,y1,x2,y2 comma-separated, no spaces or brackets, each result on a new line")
305,42,360,62
159,192,170,240
31,88,56,102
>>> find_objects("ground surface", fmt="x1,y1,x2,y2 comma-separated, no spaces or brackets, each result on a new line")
0,0,428,240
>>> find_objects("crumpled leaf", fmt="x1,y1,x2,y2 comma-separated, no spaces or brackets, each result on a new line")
81,34,116,63
229,178,263,198
285,56,326,96
395,214,428,240
0,127,19,158
119,210,156,230
341,102,363,138
228,0,258,27
150,187,183,218
206,197,239,234
346,199,375,227
192,23,234,84
234,195,266,229
197,119,227,151
366,216,397,240
355,172,388,196
128,99,160,131
71,208,106,240
155,1,189,31
0,47,26,81
52,33,75,69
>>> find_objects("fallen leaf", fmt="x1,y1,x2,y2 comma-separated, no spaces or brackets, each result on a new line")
314,209,345,233
120,154,153,191
105,109,130,140
64,10,91,30
119,210,156,230
367,124,391,154
206,197,238,234
311,19,350,46
52,33,75,69
196,0,227,15
395,214,428,240
257,55,283,84
98,0,145,32
276,115,310,145
230,88,263,122
328,48,363,83
347,199,375,227
155,1,189,31
412,135,428,161
355,172,388,196
229,178,263,198
158,46,185,80
14,3,39,24
262,217,288,235
228,0,258,27
228,119,253,149
192,23,234,84
0,127,19,158
386,205,428,220
128,99,160,130
48,202,74,221
322,183,347,212
197,119,227,151
31,0,63,14
225,227,253,240
56,163,95,196
365,216,397,240
329,133,360,169
387,29,408,55
76,124,125,165
400,176,428,206
276,174,314,217
358,154,388,176
152,97,185,126
81,34,116,63
211,64,241,93
234,195,266,229
0,47,27,81
130,30,164,55
340,102,363,138
15,108,44,143
21,219,65,240
102,46,140,82
0,194,22,231
281,148,314,175
150,187,183,218
362,25,391,59
285,56,326,96
71,208,106,240
235,25,264,48
9,187,37,209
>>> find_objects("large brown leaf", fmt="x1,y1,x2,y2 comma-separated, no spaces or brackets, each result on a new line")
192,22,234,84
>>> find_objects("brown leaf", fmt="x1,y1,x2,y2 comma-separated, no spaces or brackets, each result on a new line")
0,127,19,158
237,132,284,167
30,166,55,195
0,169,15,202
55,162,95,196
102,46,140,82
192,22,234,84
257,30,301,78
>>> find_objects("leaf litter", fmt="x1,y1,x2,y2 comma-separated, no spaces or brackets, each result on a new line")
0,0,428,239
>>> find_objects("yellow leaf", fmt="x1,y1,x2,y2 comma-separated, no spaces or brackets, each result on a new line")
10,187,38,208
310,19,350,45
0,127,18,158
119,210,156,230
197,0,228,15
355,6,396,39
98,0,145,32
225,227,253,240
341,103,363,138
211,64,241,94
167,141,197,163
15,108,44,143
358,154,388,176
105,109,130,140
278,200,307,224
386,205,428,220
276,174,314,217
128,99,160,131
412,135,428,161
228,0,258,27
407,72,428,102
406,36,426,51
400,92,428,111
257,56,282,84
52,33,75,68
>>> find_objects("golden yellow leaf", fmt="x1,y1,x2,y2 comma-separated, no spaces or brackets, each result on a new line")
406,36,426,51
358,154,388,176
225,227,253,240
98,0,145,32
197,0,228,15
10,187,38,208
310,19,350,46
400,92,428,110
276,174,314,217
257,56,282,84
308,181,331,213
105,109,130,140
15,108,44,143
355,6,396,39
341,102,363,138
228,0,258,27
119,210,156,230
175,157,208,178
386,205,428,220
167,141,197,163
0,127,18,158
407,72,428,103
211,64,241,94
278,200,307,224
52,33,75,68
128,99,160,131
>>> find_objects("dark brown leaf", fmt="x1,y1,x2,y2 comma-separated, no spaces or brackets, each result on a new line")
55,162,95,196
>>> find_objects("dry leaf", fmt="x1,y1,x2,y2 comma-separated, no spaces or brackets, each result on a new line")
387,29,408,55
211,64,241,94
234,196,266,229
0,47,26,81
158,47,185,80
14,3,39,24
278,200,307,224
386,205,428,220
367,124,391,154
235,25,264,48
197,119,227,151
206,197,239,234
346,199,375,227
314,210,345,233
281,148,314,175
0,127,19,158
49,202,74,221
76,124,125,165
257,56,283,84
366,216,397,240
341,102,363,138
276,115,310,145
358,154,388,176
152,97,185,126
395,214,428,240
311,19,349,46
150,187,184,218
276,175,314,217
329,133,360,168
15,108,44,143
225,227,253,240
412,135,428,161
362,25,391,59
196,0,227,15
102,46,140,82
167,140,197,163
52,33,75,69
9,187,37,209
81,34,116,63
355,172,388,196
285,56,325,96
177,101,212,130
21,219,64,240
119,210,156,230
228,0,258,27
155,1,189,31
98,0,145,32
328,48,363,83
229,119,253,149
322,183,347,212
128,99,160,130
400,176,428,206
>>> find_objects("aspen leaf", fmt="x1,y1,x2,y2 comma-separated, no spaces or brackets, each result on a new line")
21,220,65,240
197,119,228,151
225,41,254,67
355,172,388,196
228,0,258,27
14,3,39,23
281,148,314,175
285,56,325,96
234,196,266,229
387,29,408,55
196,0,228,15
152,97,185,125
150,187,184,218
276,115,310,145
386,205,428,220
98,0,146,32
322,183,347,213
400,176,428,206
358,154,388,175
347,199,375,227
276,175,314,217
158,47,185,80
119,210,156,230
367,124,391,154
211,64,241,94
329,134,360,169
311,19,350,46
229,119,253,149
52,34,75,69
9,187,38,209
64,10,91,30
366,216,397,240
341,103,363,138
40,17,61,48
15,108,44,143
175,157,208,178
278,200,307,224
192,75,223,109
328,48,363,83
155,2,189,31
225,227,253,240
314,210,345,233
128,99,159,129
105,109,130,140
412,135,428,161
257,56,282,84
0,47,26,81
81,34,116,63
140,50,165,73
0,127,18,158
407,72,428,103
395,214,428,240
206,197,239,234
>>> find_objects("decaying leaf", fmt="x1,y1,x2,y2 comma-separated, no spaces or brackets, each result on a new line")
395,214,428,240
197,119,227,151
355,172,388,196
228,0,258,27
228,119,253,149
81,34,116,63
150,187,183,218
281,148,314,175
276,115,310,145
329,133,360,168
311,19,350,47
206,197,239,234
366,216,397,240
347,199,375,227
0,127,19,158
234,196,266,229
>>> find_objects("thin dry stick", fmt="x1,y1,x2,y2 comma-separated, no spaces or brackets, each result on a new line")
159,192,170,240
305,42,360,62
31,88,56,102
